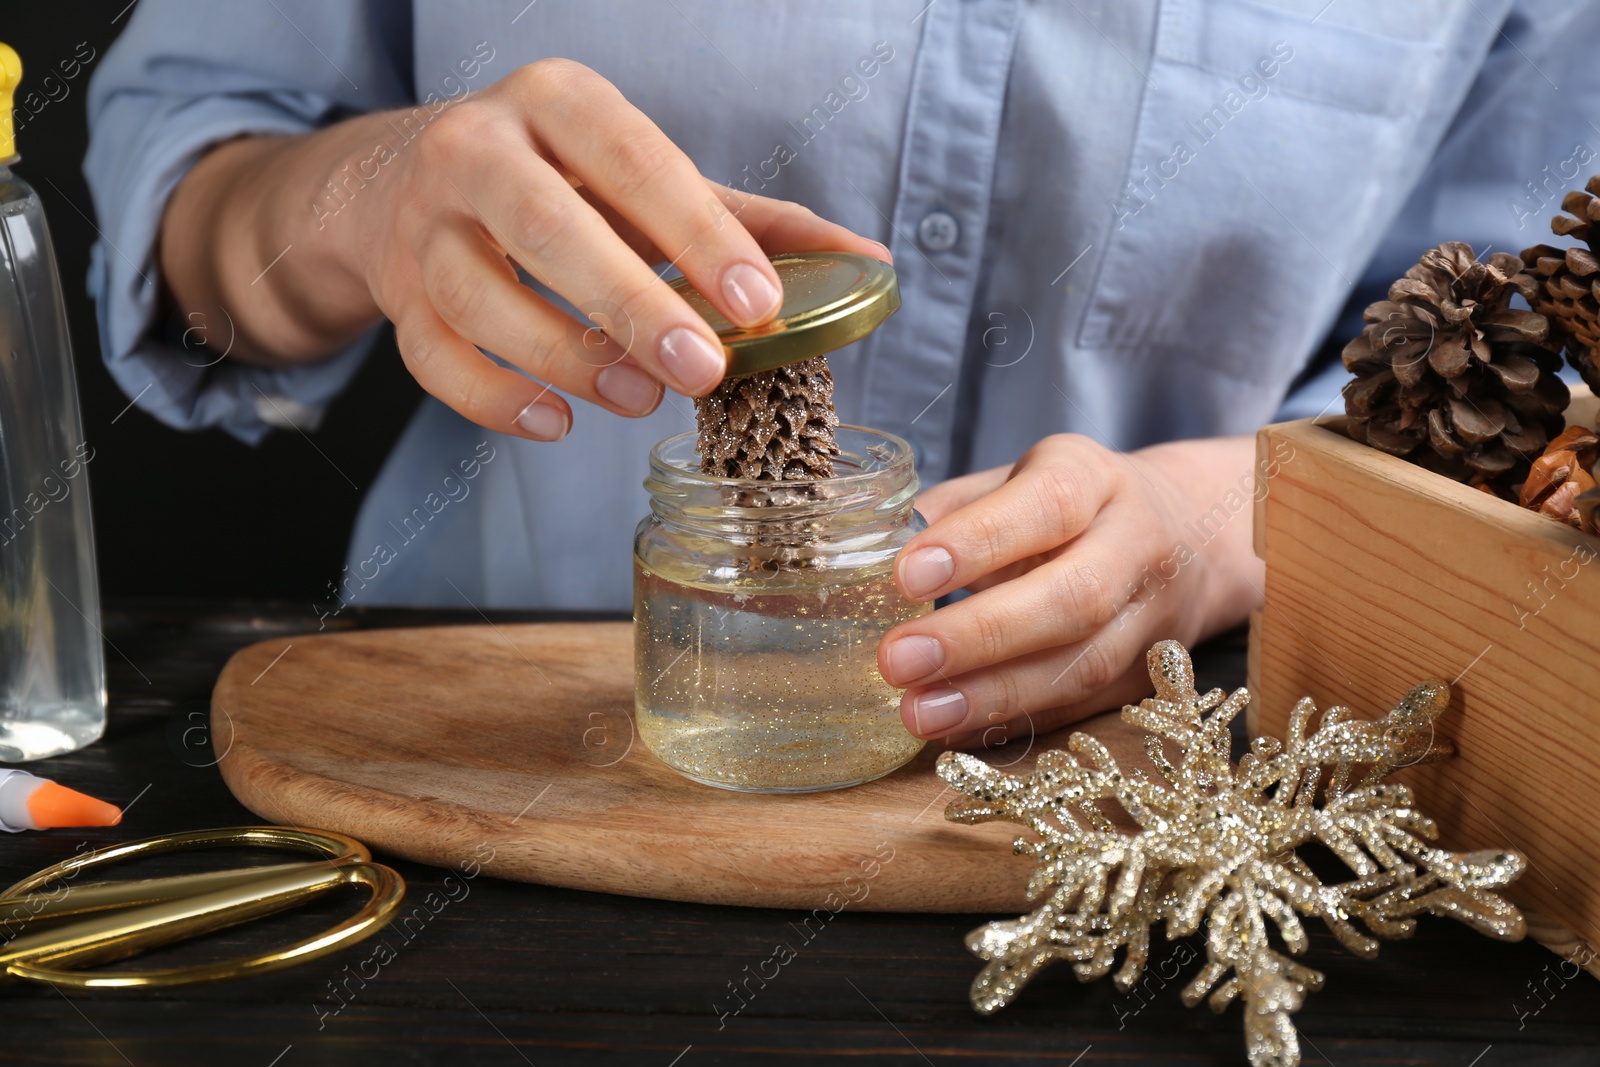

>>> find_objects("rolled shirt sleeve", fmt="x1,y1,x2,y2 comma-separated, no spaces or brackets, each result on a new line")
82,0,414,443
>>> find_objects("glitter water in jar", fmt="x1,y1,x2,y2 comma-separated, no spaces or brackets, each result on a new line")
634,427,927,792
633,250,922,792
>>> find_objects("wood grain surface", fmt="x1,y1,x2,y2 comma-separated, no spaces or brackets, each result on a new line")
1248,408,1600,977
211,621,1166,913
9,602,1593,1066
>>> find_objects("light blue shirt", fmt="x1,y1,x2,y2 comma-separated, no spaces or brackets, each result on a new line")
84,0,1600,612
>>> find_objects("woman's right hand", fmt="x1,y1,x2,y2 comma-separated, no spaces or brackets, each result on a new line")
161,59,889,441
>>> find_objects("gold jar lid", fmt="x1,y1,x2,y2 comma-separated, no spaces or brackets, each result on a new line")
669,252,899,378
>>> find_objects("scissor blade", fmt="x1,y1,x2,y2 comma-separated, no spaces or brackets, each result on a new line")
0,861,347,926
0,862,355,975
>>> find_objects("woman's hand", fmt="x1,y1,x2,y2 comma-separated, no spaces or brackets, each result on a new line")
161,60,887,440
876,433,1267,748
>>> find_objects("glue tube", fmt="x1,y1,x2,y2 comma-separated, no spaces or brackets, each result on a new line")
0,769,122,831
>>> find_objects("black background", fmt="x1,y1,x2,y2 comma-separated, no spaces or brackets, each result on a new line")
11,3,421,603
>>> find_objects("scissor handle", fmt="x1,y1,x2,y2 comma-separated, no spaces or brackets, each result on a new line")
0,825,370,899
0,860,364,923
6,862,404,989
0,826,405,989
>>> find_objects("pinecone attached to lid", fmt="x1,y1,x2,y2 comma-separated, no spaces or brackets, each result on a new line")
1341,242,1569,495
695,355,840,480
1520,175,1600,395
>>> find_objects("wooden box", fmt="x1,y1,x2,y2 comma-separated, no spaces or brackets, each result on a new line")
1247,389,1600,973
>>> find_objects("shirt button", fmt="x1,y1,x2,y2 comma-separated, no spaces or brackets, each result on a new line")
917,210,959,252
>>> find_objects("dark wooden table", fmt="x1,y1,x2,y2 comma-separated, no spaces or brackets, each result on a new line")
4,601,1596,1066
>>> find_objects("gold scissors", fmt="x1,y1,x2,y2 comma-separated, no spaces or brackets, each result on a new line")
0,826,405,989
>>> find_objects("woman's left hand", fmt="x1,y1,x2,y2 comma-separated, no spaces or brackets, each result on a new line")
876,432,1268,748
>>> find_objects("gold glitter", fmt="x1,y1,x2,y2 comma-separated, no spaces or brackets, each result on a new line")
938,640,1527,1067
635,424,924,793
634,560,926,792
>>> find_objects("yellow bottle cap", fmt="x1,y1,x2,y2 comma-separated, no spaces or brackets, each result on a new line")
0,43,19,163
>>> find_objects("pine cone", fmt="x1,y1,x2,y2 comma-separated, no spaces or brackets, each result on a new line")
1516,422,1593,531
1521,175,1600,395
1578,486,1600,535
695,355,840,480
1519,425,1599,528
1342,241,1569,495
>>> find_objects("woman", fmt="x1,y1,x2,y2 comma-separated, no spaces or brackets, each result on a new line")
84,0,1599,746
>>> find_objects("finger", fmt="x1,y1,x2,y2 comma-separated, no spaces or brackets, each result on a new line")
389,281,572,441
578,179,891,289
574,185,664,264
416,220,662,417
894,438,1119,602
703,181,890,263
879,514,1153,686
897,613,1152,740
963,562,1037,596
515,62,789,330
997,668,1155,741
914,464,1010,526
437,113,729,398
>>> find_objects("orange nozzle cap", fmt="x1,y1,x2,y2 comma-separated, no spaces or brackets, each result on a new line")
26,781,123,829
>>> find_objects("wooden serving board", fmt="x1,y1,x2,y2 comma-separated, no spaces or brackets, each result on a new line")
212,622,1158,913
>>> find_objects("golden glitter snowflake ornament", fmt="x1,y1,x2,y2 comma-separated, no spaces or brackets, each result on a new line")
936,641,1527,1067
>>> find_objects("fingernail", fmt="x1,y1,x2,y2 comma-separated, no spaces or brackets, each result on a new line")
596,363,662,415
515,400,569,441
899,546,955,600
721,262,782,327
911,687,968,736
659,326,726,395
883,634,944,684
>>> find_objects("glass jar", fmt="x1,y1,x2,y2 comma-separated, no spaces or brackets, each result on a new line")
633,425,927,792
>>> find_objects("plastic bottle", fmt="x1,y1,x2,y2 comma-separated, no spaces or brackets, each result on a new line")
0,42,107,760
